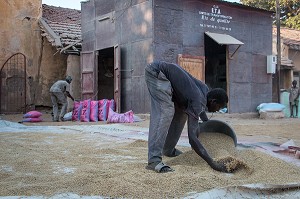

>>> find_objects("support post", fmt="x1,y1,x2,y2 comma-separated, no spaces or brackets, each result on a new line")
276,0,281,103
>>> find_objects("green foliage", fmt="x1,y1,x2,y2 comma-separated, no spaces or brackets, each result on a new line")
240,0,300,30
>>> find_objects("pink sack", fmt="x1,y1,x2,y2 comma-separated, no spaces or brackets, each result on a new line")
98,99,108,121
22,117,43,122
81,99,91,122
90,100,99,122
72,101,83,121
23,111,42,118
107,99,116,112
107,108,134,123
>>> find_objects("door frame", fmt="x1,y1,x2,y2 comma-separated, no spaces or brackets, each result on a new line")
114,45,121,113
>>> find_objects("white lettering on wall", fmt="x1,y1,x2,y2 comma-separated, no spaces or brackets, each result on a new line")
199,5,232,31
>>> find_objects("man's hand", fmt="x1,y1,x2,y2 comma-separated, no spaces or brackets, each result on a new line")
66,91,74,101
210,160,232,173
199,111,208,122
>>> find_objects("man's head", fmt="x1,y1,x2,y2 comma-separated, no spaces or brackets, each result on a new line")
206,88,228,112
292,80,297,88
66,76,72,84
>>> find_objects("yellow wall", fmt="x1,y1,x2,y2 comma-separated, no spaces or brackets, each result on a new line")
0,0,42,110
0,0,76,110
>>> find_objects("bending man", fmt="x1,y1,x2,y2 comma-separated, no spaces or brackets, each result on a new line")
145,61,229,173
50,76,74,122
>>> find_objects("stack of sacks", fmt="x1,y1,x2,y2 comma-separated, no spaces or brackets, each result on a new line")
72,99,116,122
71,99,134,123
21,111,43,122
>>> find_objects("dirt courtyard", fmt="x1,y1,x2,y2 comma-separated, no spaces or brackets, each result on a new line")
0,111,300,198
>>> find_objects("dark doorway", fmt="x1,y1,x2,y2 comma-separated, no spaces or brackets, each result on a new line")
97,47,114,100
204,35,227,91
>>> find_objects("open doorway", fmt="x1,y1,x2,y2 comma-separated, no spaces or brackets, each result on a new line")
204,34,227,92
97,47,114,100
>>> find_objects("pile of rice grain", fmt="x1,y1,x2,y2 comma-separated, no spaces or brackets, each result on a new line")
198,132,250,172
1,132,300,198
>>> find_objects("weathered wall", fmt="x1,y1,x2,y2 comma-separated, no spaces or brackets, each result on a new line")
36,39,68,107
115,0,153,113
81,0,96,52
287,48,300,91
37,46,80,112
228,8,273,113
82,0,153,113
289,49,300,73
152,0,273,113
0,0,42,111
0,0,79,112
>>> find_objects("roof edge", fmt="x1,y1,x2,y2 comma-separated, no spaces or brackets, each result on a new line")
39,18,62,47
215,0,274,14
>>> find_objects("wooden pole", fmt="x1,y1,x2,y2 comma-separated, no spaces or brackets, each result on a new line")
276,0,281,103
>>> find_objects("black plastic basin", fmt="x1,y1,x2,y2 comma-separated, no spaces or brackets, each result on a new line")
197,119,237,146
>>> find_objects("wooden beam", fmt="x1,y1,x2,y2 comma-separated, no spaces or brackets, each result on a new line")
60,39,82,53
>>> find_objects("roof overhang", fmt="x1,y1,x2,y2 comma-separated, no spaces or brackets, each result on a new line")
280,56,294,70
205,32,244,59
39,17,81,55
39,18,62,47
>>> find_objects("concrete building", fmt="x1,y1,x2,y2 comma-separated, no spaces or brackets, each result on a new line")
81,0,274,114
274,27,300,89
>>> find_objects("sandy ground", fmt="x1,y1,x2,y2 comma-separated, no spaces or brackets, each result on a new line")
3,110,299,144
0,110,300,198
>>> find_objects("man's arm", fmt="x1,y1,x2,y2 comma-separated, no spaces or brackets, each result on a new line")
187,116,229,172
66,91,74,101
297,88,300,100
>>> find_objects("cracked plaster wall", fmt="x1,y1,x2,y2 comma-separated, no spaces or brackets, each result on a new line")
0,0,71,110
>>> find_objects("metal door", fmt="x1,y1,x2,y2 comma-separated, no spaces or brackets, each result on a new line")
114,45,121,113
81,51,96,100
0,53,26,113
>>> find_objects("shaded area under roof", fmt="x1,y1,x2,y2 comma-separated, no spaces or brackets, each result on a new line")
281,56,294,69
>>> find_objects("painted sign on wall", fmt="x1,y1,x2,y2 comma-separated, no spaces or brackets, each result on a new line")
199,5,232,31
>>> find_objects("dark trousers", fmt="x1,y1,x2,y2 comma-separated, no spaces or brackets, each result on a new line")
145,63,187,164
50,92,67,121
